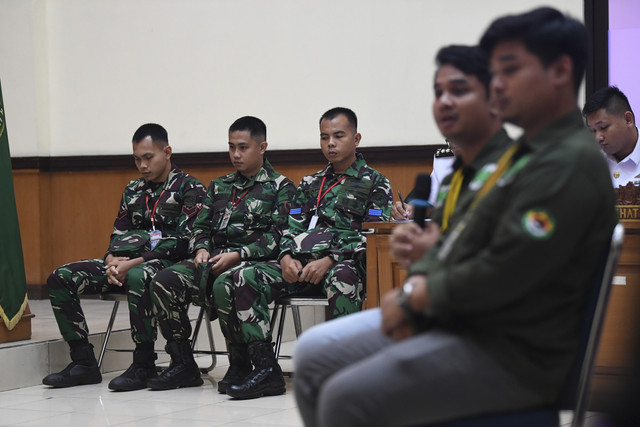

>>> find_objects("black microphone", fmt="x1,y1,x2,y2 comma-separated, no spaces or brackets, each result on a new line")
411,173,431,229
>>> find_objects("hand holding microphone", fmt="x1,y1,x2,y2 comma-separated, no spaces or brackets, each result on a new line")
411,173,432,229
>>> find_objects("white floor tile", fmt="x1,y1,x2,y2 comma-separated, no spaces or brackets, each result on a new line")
239,407,304,426
15,411,142,426
0,407,63,426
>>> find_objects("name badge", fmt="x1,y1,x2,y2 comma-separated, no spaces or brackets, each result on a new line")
220,209,232,229
308,214,319,230
150,229,162,249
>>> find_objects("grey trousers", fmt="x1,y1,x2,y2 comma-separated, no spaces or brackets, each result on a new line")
293,309,546,427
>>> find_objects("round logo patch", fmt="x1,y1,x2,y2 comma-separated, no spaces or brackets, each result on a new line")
522,209,555,240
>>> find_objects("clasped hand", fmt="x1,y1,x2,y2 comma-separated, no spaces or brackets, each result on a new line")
280,254,334,285
194,248,241,275
105,254,134,287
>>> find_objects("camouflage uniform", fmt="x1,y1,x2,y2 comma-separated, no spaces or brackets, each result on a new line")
47,165,206,344
225,153,392,344
152,159,295,342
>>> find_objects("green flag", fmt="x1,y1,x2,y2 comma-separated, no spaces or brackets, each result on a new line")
0,79,28,330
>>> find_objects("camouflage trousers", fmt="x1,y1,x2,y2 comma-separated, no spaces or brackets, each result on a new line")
47,258,172,344
151,257,248,342
213,258,365,344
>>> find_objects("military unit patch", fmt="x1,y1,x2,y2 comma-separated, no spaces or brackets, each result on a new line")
522,209,555,240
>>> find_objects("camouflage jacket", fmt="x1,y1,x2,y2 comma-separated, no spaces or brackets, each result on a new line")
280,153,392,262
108,165,206,261
191,159,295,260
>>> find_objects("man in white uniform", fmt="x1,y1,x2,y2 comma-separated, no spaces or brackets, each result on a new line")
583,85,640,187
391,142,457,220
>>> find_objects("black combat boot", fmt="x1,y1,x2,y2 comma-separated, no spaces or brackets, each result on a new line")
42,341,102,388
146,340,203,390
108,345,158,391
226,341,285,399
218,342,252,394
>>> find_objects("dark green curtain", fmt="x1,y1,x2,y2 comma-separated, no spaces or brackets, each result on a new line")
0,79,28,330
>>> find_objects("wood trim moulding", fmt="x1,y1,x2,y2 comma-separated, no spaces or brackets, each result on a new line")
11,145,441,172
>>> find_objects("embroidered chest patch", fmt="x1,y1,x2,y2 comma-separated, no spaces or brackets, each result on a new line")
522,209,555,240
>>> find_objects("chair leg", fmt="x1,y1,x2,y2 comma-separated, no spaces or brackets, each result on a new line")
202,309,217,372
270,304,281,332
274,304,288,360
98,300,120,368
292,306,303,337
190,307,205,351
191,307,217,373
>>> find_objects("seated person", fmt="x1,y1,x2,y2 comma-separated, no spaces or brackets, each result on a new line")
149,116,295,391
429,143,457,204
583,85,640,187
392,44,512,266
219,107,392,400
43,123,206,391
292,8,616,426
391,141,457,220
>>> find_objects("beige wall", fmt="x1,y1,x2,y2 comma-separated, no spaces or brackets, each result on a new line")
0,0,582,158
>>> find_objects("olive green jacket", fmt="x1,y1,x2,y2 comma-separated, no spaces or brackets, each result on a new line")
410,110,617,401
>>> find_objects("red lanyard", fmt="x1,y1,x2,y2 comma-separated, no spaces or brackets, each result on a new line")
232,187,250,208
146,189,166,230
317,175,345,207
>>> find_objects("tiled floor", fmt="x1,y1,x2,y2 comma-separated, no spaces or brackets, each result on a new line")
0,370,301,426
1,299,301,426
0,301,612,426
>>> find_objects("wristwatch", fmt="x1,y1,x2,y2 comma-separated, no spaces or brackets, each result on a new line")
396,281,416,316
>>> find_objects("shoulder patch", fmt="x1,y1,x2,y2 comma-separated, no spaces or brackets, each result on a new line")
435,147,455,158
521,209,555,240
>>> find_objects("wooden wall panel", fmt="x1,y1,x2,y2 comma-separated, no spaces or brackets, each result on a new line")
13,170,40,284
47,170,139,267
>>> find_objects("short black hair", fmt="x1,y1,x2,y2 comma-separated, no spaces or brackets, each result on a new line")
583,86,635,119
479,6,589,94
435,45,491,97
229,116,267,143
132,123,168,147
320,107,358,131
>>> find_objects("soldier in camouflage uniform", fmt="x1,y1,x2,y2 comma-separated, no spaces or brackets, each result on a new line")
42,124,206,391
222,107,393,400
148,116,295,392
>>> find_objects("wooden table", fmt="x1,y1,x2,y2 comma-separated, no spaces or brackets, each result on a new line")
362,221,407,309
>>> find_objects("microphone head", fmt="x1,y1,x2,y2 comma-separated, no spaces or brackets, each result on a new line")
413,173,431,202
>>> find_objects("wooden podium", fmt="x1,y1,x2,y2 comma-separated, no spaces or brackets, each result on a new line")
362,221,408,309
590,220,640,407
363,220,640,408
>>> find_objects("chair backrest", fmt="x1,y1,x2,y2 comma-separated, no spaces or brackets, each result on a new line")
562,223,625,427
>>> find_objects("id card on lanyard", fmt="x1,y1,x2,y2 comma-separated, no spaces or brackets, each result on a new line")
310,175,345,230
146,189,166,249
221,186,250,229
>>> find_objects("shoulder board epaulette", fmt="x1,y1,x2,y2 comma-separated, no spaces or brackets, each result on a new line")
435,147,454,158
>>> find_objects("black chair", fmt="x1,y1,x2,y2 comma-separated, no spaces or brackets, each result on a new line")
424,223,625,427
80,292,220,373
270,295,329,360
